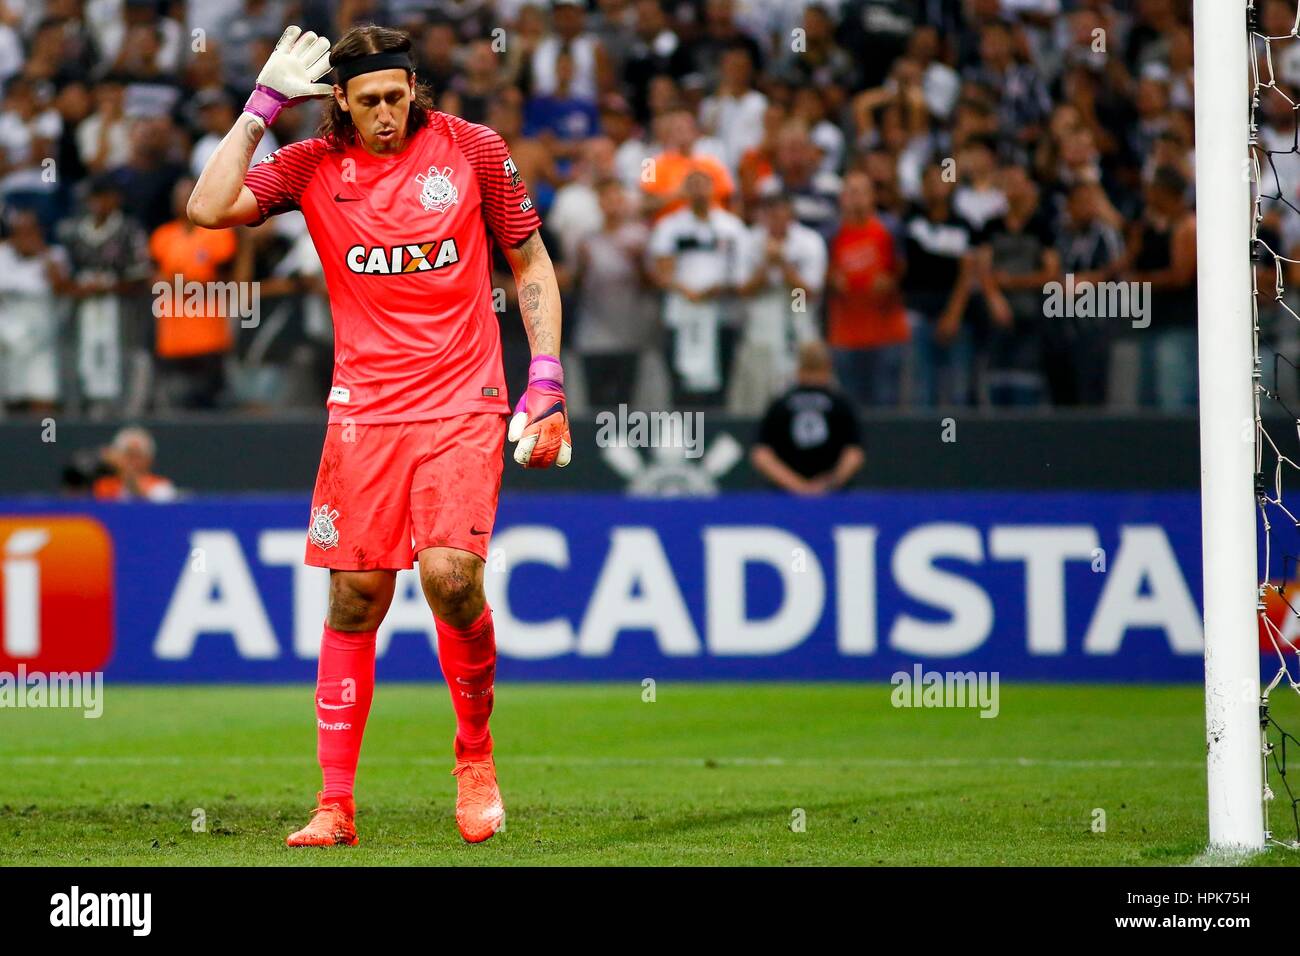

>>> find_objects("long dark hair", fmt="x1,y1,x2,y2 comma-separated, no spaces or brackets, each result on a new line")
318,25,433,149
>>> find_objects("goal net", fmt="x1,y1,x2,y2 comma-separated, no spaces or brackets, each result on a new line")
1248,0,1300,849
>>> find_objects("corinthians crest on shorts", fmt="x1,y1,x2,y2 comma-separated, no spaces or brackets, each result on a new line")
415,165,458,213
308,504,340,550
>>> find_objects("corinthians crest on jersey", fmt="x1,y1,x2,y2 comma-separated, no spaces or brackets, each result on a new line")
308,504,340,550
415,165,458,212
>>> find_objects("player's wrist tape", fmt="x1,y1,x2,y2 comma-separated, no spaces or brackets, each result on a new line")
526,355,564,389
243,85,290,126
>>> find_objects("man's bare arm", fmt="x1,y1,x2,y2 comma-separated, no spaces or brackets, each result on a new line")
187,114,266,228
189,25,333,228
503,230,562,358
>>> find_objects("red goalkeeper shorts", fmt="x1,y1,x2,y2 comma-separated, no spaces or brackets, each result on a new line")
304,412,507,570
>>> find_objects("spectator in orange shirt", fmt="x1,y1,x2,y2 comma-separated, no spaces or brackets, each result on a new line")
827,170,909,407
92,426,177,501
641,109,735,219
149,176,237,409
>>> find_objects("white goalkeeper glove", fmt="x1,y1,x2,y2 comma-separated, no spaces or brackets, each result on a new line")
243,25,333,127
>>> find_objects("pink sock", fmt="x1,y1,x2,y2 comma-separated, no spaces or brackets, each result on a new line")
435,606,496,760
315,623,376,800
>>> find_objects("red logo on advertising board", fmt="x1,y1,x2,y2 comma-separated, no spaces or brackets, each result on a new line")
0,518,113,672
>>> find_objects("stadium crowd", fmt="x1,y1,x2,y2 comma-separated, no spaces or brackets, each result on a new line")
0,0,1213,419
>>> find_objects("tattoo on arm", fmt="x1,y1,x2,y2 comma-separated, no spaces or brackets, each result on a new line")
238,114,265,165
511,230,561,357
517,230,547,268
519,278,557,355
520,280,542,316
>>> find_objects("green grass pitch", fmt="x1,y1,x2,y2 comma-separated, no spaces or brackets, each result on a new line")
2,682,1300,866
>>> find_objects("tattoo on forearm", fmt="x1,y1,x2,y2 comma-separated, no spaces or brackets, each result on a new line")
520,280,542,316
238,115,264,163
518,278,557,355
513,232,560,355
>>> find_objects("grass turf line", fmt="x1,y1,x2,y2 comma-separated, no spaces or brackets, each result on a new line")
1,683,1298,867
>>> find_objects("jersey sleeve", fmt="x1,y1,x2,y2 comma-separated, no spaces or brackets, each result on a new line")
441,113,543,249
243,138,330,223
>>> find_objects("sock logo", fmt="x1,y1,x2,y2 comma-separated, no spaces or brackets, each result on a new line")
317,719,352,731
317,698,354,711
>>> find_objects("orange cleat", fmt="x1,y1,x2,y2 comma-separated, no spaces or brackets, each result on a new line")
452,757,505,843
285,792,359,847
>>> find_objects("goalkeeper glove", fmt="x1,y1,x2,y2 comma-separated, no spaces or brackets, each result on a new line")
243,25,333,127
508,355,572,469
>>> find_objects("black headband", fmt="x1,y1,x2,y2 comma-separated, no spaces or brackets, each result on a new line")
334,51,412,89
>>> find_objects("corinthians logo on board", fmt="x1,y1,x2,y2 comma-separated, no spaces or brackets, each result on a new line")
415,165,458,212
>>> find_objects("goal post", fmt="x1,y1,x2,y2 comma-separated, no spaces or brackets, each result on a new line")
1194,0,1266,849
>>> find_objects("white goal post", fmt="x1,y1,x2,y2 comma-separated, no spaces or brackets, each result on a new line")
1194,0,1266,849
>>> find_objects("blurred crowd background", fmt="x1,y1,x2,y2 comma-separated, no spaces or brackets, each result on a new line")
0,0,1225,421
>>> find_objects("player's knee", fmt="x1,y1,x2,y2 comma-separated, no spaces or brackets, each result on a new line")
420,557,484,623
425,575,483,620
327,571,394,631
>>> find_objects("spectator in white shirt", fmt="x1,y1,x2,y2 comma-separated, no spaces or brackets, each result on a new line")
649,166,751,406
730,190,827,414
574,179,655,408
77,78,130,174
548,136,617,263
0,77,63,198
532,0,607,101
0,208,69,413
697,42,767,172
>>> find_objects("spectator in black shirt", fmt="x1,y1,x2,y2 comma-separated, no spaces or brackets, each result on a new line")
108,115,184,233
416,19,460,103
976,165,1059,406
836,0,915,90
751,340,865,495
442,38,503,126
1122,164,1197,408
964,20,1052,164
1048,181,1125,406
902,163,977,406
623,0,693,124
683,0,765,94
778,4,858,96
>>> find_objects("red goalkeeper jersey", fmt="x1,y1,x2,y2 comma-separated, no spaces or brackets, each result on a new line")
244,110,542,423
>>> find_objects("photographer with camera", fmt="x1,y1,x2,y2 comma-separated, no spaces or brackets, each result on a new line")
89,426,176,501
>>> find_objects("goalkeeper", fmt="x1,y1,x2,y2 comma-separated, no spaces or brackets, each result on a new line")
188,23,571,846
